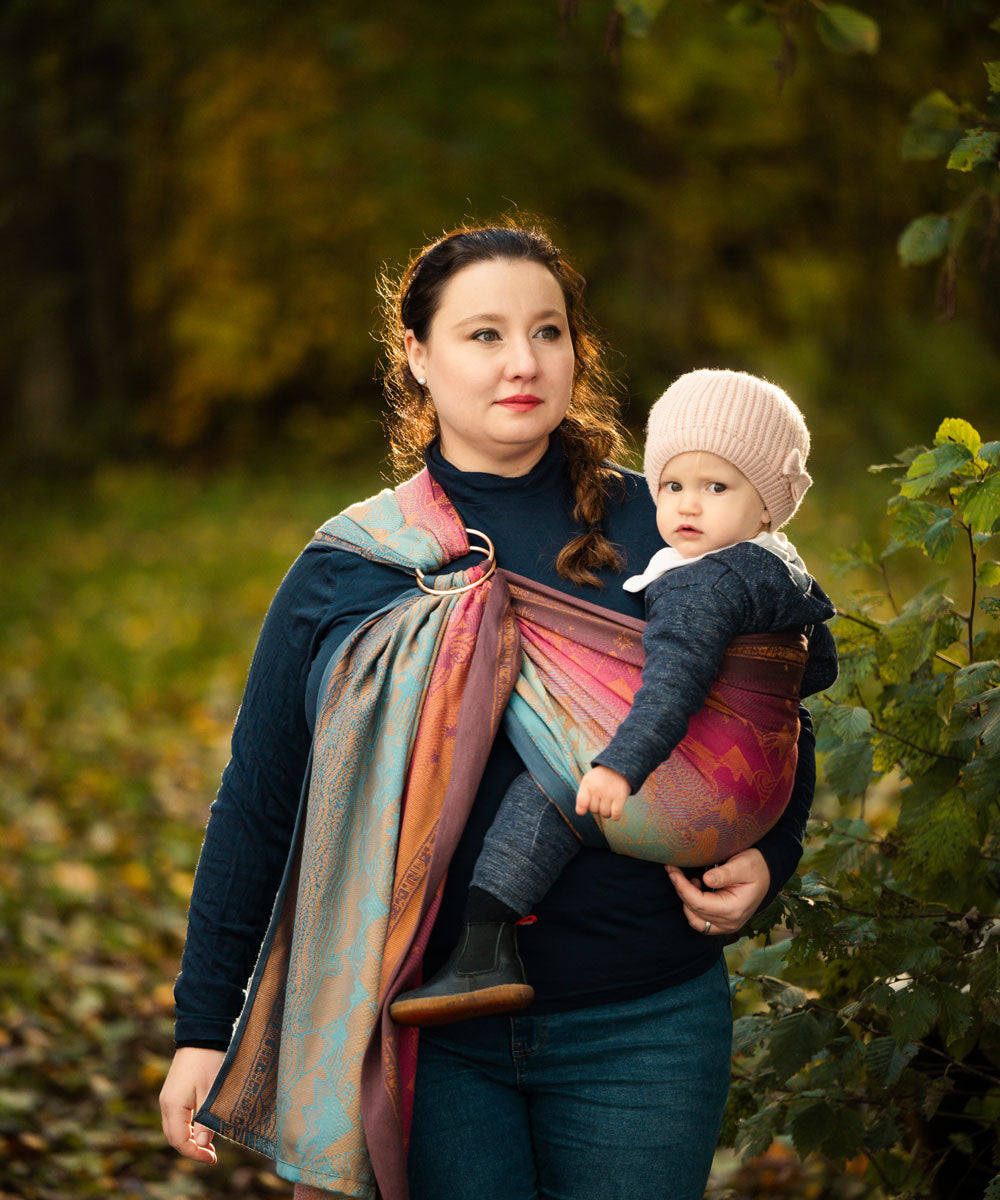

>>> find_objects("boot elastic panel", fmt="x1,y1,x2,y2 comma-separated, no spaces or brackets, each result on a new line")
389,922,534,1027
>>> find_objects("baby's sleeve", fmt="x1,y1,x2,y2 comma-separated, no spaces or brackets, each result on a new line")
592,563,750,791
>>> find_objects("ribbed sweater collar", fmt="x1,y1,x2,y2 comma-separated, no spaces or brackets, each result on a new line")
424,436,567,504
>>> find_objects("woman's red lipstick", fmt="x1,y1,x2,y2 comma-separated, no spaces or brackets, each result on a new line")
496,393,542,410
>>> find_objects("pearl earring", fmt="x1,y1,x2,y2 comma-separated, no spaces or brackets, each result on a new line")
417,376,427,386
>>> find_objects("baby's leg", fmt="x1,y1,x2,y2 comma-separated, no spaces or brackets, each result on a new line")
389,773,581,1027
470,771,581,919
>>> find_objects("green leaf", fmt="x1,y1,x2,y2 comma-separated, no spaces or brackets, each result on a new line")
953,662,1000,701
865,1036,918,1088
901,92,963,161
985,1174,1000,1200
902,442,973,496
910,91,961,127
964,687,1000,752
616,0,668,36
768,1010,826,1082
727,1,765,25
947,128,1000,172
898,214,951,266
901,123,963,161
815,4,880,54
890,983,938,1047
802,830,863,879
981,596,1000,618
788,1098,834,1157
923,513,958,562
735,1105,782,1159
829,542,878,574
898,578,954,621
980,441,1000,465
935,418,982,454
885,497,953,555
740,937,792,977
760,976,809,1009
962,753,1000,810
935,983,976,1051
978,561,1000,587
732,1013,770,1055
822,735,874,798
905,788,981,873
877,603,950,682
958,475,1000,533
923,1075,956,1121
821,1104,868,1163
969,947,1000,1013
825,704,873,742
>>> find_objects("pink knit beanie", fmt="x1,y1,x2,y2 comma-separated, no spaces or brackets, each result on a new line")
643,368,813,530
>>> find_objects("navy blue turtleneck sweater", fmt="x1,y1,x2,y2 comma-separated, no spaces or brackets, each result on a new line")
174,438,815,1047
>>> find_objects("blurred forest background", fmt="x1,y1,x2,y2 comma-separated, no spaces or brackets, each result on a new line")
1,1,998,1197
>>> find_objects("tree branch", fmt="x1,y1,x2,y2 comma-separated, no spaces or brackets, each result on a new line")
834,609,964,669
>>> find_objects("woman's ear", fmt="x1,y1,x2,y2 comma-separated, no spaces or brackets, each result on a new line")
404,329,425,381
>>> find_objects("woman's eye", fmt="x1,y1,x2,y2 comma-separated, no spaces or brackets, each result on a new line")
472,329,501,343
535,325,562,341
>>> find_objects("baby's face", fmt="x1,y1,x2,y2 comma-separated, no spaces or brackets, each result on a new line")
656,451,770,558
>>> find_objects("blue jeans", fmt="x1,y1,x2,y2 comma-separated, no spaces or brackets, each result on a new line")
407,958,732,1200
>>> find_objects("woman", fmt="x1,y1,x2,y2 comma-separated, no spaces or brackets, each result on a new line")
160,223,816,1200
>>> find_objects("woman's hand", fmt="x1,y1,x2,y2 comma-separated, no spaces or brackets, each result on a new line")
576,765,632,821
160,1046,226,1164
665,848,771,937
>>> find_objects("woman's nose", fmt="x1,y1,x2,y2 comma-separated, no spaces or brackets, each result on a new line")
504,337,539,379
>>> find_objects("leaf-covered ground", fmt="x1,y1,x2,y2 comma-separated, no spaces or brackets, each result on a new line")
0,460,871,1199
0,461,387,1199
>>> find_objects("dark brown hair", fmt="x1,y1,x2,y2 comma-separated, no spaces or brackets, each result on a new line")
377,221,627,587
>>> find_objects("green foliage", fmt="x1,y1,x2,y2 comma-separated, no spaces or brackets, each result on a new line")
2,0,998,469
815,4,880,56
900,91,963,162
897,53,1000,284
898,214,952,267
726,418,1000,1197
948,128,1000,172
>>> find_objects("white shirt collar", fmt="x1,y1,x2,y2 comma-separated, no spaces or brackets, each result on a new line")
623,531,804,593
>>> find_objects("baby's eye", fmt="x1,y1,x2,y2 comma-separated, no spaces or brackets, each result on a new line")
662,481,682,493
707,482,727,494
472,329,501,344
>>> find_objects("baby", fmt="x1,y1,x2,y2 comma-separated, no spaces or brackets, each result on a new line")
391,368,838,1026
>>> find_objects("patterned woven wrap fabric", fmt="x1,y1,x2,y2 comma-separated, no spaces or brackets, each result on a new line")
503,578,805,864
195,469,805,1200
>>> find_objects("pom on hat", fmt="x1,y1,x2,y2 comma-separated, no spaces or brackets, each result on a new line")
643,368,812,530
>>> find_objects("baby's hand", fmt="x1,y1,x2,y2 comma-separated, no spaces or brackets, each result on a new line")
575,766,632,822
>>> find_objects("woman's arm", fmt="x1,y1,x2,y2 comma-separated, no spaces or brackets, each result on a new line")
172,547,343,1046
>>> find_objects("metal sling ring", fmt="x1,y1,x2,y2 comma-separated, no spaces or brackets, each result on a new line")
415,528,497,596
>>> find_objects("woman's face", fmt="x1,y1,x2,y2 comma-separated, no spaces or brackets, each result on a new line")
405,258,576,476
